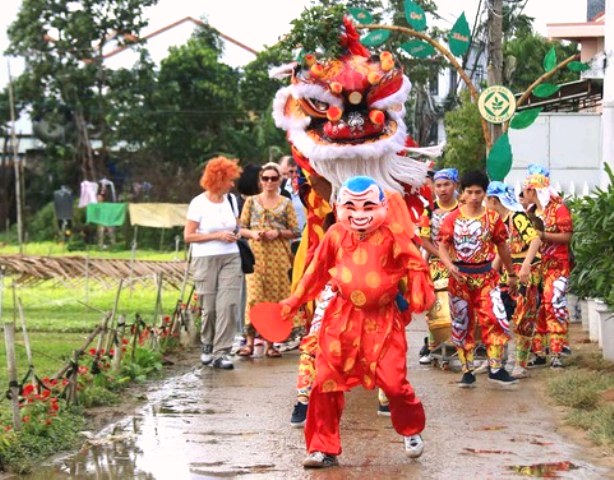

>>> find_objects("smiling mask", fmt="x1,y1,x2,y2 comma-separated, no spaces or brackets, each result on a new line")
335,176,387,235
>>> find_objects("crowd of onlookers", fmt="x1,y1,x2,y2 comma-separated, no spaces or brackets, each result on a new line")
184,155,305,370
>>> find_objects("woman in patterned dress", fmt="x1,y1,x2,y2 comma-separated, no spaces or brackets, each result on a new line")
238,162,300,357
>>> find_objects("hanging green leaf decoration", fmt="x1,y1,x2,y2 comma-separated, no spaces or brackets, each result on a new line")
361,29,390,47
448,13,471,57
510,107,543,130
567,61,591,72
404,0,427,31
533,83,560,98
349,7,373,25
400,40,435,59
543,47,557,72
487,133,513,181
295,48,306,63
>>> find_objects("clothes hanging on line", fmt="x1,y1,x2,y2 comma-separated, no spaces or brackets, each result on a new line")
53,186,74,221
79,181,99,208
86,202,127,227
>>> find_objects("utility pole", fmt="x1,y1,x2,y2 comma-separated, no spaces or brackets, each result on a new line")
7,61,23,253
601,0,614,188
487,0,504,145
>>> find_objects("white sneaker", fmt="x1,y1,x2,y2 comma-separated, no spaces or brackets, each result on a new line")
404,434,424,458
200,345,213,365
419,354,432,365
511,365,529,379
473,360,489,375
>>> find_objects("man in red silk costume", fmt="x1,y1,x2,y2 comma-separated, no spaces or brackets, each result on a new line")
279,176,434,468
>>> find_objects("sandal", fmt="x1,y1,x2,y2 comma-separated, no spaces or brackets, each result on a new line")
237,345,254,357
266,347,282,358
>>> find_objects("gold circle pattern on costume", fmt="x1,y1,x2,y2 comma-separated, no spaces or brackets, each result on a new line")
350,290,367,306
379,293,391,306
343,357,355,372
368,230,384,245
352,247,368,265
365,271,381,288
390,222,403,234
341,266,353,283
329,340,342,356
322,379,338,393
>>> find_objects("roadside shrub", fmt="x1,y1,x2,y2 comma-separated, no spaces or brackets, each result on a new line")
569,164,614,306
79,385,120,408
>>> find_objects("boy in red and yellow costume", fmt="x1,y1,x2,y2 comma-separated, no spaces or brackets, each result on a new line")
279,176,434,468
438,171,518,387
522,170,573,368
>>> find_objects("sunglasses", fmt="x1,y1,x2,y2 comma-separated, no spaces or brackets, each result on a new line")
261,175,280,182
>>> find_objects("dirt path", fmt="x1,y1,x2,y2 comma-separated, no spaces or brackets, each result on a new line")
19,323,614,479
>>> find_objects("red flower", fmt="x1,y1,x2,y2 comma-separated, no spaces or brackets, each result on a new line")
163,316,171,324
22,415,30,423
40,390,51,400
78,365,89,375
122,338,129,345
109,349,115,357
22,384,36,397
45,418,53,426
50,402,60,412
88,348,97,356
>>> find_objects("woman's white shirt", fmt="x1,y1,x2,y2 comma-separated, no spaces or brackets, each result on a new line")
186,193,239,257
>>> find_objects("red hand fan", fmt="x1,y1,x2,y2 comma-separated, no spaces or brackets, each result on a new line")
249,302,292,343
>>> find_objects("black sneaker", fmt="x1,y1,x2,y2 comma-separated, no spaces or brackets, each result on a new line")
418,337,430,358
458,371,476,388
303,451,339,468
290,401,308,428
377,402,391,416
211,355,234,370
561,346,572,357
527,356,547,368
488,368,518,386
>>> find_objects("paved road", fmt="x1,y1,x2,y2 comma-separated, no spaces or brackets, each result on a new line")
24,322,612,479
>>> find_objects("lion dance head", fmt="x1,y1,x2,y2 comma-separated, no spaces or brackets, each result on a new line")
271,17,430,201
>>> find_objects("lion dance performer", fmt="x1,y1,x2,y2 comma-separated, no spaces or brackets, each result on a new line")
276,176,434,468
270,16,439,429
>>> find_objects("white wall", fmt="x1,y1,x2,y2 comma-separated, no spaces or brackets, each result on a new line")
507,112,602,195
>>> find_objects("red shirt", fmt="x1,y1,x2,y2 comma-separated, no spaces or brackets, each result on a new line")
536,198,573,263
439,208,508,264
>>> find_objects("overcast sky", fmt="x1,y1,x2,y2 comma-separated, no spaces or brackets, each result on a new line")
1,0,587,89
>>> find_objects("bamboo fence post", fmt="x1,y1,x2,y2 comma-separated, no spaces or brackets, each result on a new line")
16,297,36,389
84,253,90,304
3,320,22,431
131,314,142,362
112,314,126,372
66,350,79,405
105,279,124,354
129,226,138,295
53,324,103,380
152,273,164,328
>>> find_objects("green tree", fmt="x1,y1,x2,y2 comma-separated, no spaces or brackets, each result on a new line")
441,90,485,173
7,0,158,183
504,33,579,94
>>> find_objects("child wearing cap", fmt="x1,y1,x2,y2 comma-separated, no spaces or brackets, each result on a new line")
486,181,542,379
522,170,573,368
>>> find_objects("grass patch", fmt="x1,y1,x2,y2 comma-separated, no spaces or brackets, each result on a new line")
547,370,614,410
547,367,614,452
568,405,614,455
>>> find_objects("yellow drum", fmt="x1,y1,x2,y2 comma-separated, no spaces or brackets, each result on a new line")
427,288,451,345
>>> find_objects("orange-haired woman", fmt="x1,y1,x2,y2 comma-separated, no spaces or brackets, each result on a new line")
184,156,248,370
